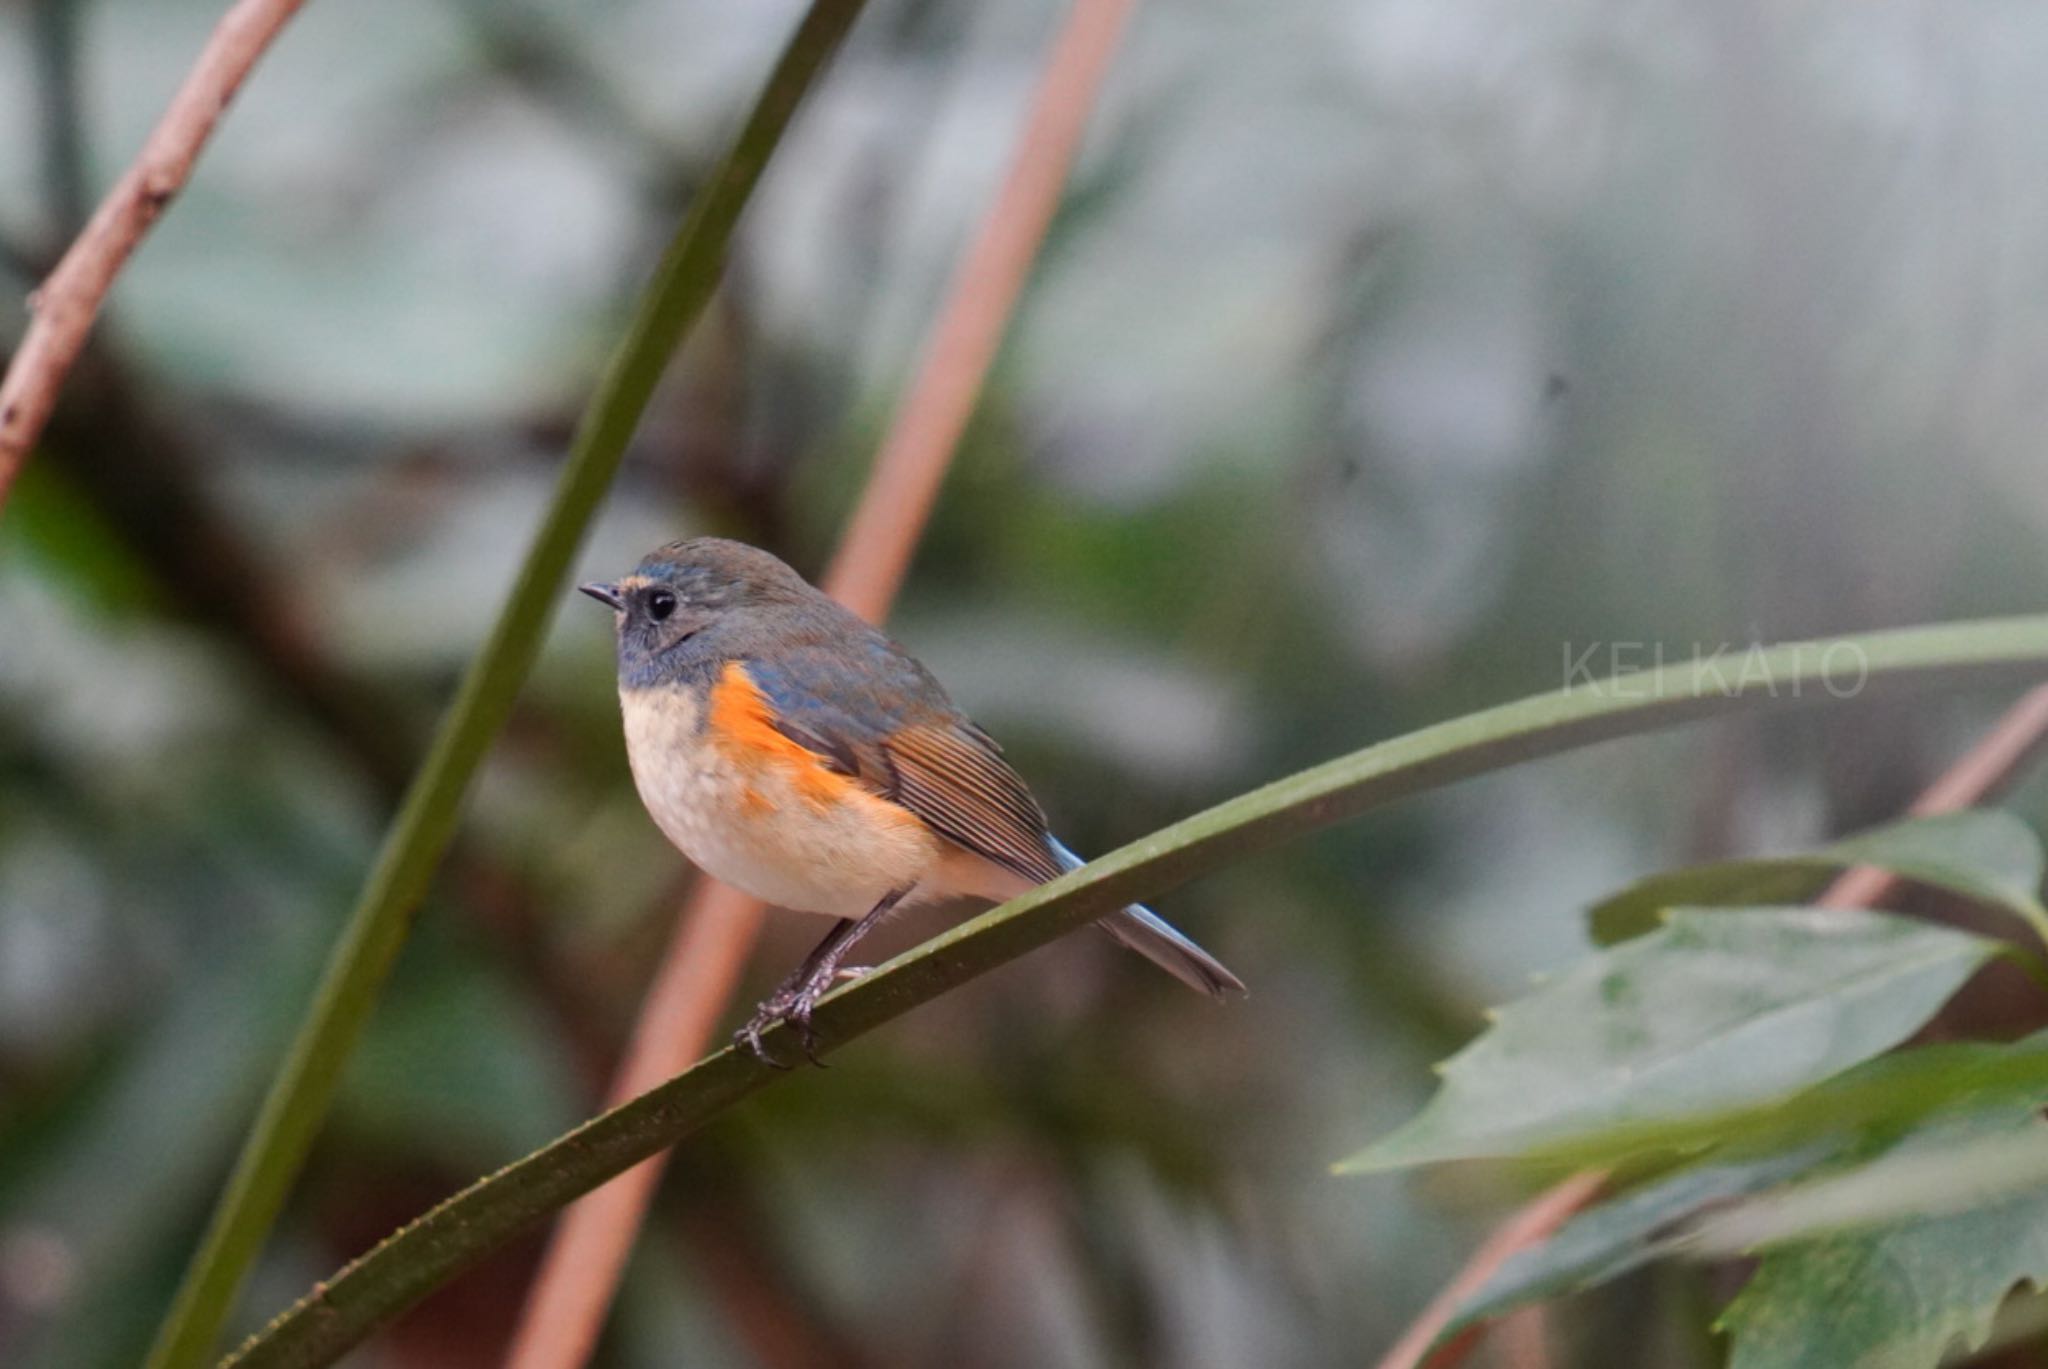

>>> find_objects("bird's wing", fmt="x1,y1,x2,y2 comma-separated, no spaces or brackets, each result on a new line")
880,722,1063,883
744,644,1064,884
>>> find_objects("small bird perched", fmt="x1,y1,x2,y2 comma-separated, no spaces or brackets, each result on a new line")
581,538,1244,1064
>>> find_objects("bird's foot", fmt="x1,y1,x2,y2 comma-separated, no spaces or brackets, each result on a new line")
733,975,832,1068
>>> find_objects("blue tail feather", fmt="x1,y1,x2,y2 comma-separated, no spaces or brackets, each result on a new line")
1049,839,1246,998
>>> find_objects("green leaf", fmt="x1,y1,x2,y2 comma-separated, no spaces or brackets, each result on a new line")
1445,1145,1839,1336
222,616,2048,1368
1448,1038,2048,1346
1721,1110,2048,1369
1524,1036,2048,1173
1448,1034,2048,1339
1830,811,2046,912
1588,863,1835,945
1589,810,2048,945
1337,907,1998,1173
1694,1102,2048,1255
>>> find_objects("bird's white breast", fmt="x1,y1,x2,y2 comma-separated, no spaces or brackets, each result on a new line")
619,682,947,919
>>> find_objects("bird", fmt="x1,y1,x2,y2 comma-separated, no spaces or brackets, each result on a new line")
580,537,1245,1064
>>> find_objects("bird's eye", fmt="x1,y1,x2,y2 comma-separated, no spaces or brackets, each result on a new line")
647,589,677,622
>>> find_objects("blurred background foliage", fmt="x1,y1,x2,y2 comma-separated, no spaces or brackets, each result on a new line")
4,0,2048,1363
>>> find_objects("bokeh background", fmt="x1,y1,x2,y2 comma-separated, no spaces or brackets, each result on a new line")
5,0,2048,1364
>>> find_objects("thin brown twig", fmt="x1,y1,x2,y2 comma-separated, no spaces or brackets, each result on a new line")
823,0,1138,617
1373,1172,1606,1369
1376,681,2048,1369
0,0,306,511
1818,683,2048,910
500,0,1142,1363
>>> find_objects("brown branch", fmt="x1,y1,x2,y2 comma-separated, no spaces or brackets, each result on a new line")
1818,684,2048,909
0,0,306,511
499,0,1143,1364
822,0,1140,619
1377,682,2048,1369
1373,1172,1606,1369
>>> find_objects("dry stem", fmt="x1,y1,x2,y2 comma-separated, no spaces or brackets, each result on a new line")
0,0,307,510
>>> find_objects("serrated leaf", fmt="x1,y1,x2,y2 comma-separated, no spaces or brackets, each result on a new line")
1442,1041,2048,1348
1336,908,1998,1173
1523,1036,2048,1173
1589,811,2048,945
1444,1145,1838,1337
1722,1109,2048,1369
1693,1098,2048,1254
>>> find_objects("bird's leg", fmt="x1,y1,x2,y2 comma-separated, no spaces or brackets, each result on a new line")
735,888,908,1067
736,918,857,1069
785,889,907,1049
768,922,857,1010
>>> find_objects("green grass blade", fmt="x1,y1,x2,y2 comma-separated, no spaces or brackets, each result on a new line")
223,616,2048,1368
139,4,872,1365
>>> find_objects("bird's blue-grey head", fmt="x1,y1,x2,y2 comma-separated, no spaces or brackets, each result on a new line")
579,537,820,689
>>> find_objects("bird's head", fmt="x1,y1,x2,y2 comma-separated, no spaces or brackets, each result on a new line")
579,537,816,687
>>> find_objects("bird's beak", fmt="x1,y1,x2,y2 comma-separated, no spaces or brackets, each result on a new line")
578,581,625,611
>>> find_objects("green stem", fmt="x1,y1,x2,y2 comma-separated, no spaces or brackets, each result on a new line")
140,4,871,1364
226,616,2048,1368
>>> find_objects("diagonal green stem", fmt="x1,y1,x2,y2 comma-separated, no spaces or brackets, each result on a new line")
225,616,2048,1368
140,4,871,1365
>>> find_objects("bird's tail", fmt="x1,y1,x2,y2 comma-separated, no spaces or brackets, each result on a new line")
1050,839,1246,999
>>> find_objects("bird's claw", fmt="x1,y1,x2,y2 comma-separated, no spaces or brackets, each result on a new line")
734,979,830,1068
732,1015,792,1069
